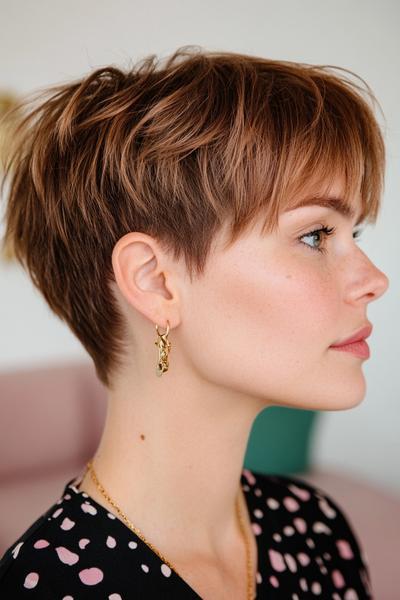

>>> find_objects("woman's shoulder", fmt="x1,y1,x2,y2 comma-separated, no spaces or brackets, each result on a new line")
244,467,369,554
0,478,148,597
0,477,198,599
245,468,363,535
242,467,373,597
0,481,75,597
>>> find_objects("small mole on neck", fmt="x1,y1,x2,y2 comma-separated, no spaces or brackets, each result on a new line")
140,434,145,440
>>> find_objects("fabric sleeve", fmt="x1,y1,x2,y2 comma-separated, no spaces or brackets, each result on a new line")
0,549,57,599
313,485,374,599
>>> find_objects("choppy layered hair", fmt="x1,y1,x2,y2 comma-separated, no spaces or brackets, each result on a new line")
1,46,386,389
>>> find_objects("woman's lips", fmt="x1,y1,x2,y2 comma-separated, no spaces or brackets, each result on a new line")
330,324,372,346
330,323,372,358
329,339,370,359
329,324,372,359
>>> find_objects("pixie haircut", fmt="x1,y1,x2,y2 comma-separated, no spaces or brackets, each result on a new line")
1,46,386,390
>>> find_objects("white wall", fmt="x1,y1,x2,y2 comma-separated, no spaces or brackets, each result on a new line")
1,0,399,494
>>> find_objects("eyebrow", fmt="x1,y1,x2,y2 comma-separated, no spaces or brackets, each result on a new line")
285,195,362,223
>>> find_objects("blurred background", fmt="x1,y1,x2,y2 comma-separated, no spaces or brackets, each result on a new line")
0,0,399,597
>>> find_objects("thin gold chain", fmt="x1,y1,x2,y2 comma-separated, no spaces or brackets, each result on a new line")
81,459,255,599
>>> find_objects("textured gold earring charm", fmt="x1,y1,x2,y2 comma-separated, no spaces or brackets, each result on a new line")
154,320,171,376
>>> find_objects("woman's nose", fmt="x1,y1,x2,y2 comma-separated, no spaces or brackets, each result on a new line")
346,246,390,304
358,258,390,303
371,267,390,301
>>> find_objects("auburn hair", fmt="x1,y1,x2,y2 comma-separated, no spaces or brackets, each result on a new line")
0,45,386,390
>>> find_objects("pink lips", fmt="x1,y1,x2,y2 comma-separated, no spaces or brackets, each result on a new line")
329,324,373,359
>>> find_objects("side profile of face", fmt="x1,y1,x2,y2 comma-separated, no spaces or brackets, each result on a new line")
175,178,390,412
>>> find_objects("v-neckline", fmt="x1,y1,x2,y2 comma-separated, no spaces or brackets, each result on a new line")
64,468,266,599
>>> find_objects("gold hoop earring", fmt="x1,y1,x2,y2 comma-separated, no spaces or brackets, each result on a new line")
154,320,171,376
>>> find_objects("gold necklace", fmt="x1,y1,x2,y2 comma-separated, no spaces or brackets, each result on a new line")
82,459,255,599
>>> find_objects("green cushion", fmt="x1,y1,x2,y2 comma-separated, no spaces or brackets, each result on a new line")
244,406,319,475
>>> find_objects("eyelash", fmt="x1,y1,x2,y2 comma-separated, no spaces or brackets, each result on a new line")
298,225,363,254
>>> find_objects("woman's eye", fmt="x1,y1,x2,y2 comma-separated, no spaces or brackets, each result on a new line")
298,226,363,254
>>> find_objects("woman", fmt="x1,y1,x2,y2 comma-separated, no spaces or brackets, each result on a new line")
0,46,388,599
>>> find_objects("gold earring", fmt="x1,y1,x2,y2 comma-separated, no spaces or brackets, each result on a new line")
154,320,171,376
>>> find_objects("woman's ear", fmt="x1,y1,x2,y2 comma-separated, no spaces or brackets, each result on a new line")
111,232,181,329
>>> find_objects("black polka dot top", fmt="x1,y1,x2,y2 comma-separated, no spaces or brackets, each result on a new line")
0,467,373,598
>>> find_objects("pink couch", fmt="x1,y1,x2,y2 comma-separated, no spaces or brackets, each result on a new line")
0,360,399,598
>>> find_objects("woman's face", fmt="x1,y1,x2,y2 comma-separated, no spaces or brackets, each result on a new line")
180,179,389,411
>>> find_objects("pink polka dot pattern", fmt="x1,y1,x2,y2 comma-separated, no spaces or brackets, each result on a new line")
23,572,39,589
0,469,373,598
78,566,104,585
55,546,79,565
33,539,49,549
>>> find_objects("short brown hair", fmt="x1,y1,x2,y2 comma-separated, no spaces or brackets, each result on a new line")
0,46,386,389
